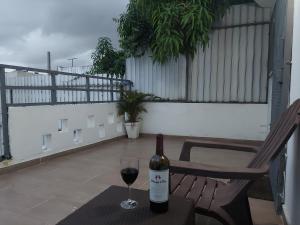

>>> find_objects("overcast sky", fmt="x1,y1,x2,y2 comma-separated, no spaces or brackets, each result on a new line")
0,0,128,69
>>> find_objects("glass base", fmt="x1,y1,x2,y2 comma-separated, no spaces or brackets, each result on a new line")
120,199,138,209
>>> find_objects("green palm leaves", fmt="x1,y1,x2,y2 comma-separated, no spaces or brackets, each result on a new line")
117,91,159,122
116,0,228,64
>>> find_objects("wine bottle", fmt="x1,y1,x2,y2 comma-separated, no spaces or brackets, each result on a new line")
149,134,170,213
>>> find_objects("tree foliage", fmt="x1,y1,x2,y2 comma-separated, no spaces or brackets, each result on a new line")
89,37,126,77
114,1,153,57
115,0,229,63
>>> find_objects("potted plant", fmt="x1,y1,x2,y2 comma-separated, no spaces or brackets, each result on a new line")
117,90,157,138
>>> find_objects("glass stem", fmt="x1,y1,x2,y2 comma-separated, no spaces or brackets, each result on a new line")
128,185,131,201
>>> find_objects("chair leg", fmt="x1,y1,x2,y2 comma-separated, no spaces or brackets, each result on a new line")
195,196,253,225
225,196,254,225
244,197,254,225
179,142,192,161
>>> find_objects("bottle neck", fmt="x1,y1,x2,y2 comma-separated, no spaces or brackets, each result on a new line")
156,134,164,156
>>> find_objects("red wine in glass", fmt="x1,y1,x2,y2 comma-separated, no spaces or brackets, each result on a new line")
120,157,139,209
121,168,139,185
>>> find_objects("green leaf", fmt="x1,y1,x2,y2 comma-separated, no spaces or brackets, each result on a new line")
114,0,229,64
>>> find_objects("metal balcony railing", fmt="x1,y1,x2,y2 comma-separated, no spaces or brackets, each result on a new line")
0,64,133,161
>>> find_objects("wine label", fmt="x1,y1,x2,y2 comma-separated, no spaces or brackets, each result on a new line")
149,169,169,203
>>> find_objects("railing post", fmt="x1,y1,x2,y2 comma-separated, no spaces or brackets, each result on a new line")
110,78,114,101
86,76,90,102
50,72,57,104
10,89,13,104
0,67,11,160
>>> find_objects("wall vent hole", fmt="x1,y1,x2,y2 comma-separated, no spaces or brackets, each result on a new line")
73,129,82,144
99,124,106,138
42,134,52,151
58,119,68,132
87,115,96,128
107,113,115,124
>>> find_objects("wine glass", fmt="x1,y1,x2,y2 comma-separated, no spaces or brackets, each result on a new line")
120,157,139,209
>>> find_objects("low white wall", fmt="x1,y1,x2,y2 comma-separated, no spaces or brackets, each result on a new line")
141,103,269,140
283,0,300,223
7,103,125,164
4,102,269,167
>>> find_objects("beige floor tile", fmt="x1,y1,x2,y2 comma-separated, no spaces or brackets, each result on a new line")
25,198,80,225
0,136,282,225
250,198,282,225
0,187,48,214
0,208,44,225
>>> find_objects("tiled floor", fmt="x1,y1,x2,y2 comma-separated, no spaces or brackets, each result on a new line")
0,136,282,225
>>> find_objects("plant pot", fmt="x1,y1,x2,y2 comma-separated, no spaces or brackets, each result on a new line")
125,122,140,139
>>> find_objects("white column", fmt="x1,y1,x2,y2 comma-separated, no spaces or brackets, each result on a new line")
283,1,300,224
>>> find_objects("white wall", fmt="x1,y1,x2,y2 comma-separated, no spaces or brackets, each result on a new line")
3,102,269,167
6,103,125,165
283,0,300,223
141,103,269,140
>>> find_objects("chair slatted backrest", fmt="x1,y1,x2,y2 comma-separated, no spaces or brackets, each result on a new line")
228,100,300,201
248,99,300,169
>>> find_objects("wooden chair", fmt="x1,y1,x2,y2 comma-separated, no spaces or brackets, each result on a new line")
170,99,300,225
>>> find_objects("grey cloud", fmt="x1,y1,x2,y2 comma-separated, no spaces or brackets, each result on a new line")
0,0,128,69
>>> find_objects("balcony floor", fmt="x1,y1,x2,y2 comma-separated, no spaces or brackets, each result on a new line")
0,136,282,225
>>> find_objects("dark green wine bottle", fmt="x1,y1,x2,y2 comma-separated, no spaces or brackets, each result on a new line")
149,134,170,213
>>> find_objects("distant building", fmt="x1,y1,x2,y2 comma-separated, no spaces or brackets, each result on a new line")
57,65,92,74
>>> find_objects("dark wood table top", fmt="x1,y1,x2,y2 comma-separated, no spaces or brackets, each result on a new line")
56,185,195,225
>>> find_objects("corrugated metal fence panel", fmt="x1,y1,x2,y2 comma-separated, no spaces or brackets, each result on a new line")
126,54,187,100
126,4,271,103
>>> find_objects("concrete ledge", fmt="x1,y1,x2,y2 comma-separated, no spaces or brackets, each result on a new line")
140,133,263,142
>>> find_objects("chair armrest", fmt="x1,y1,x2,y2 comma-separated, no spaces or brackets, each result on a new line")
180,137,263,161
170,160,268,180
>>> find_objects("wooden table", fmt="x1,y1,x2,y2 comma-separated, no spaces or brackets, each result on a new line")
56,185,195,225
